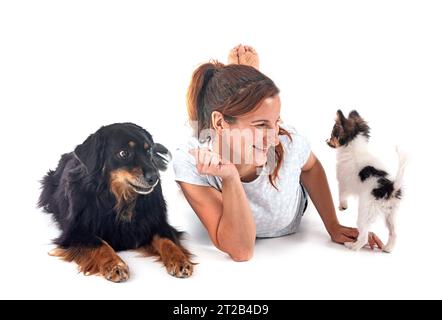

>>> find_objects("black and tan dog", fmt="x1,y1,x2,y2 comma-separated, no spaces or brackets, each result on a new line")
38,123,193,282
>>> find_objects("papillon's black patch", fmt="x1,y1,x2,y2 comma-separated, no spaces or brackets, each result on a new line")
359,166,388,182
372,177,395,200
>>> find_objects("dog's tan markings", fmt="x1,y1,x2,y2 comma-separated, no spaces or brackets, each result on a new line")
327,137,340,148
49,241,129,282
139,236,194,278
109,168,143,219
131,167,143,176
110,169,137,203
129,141,136,148
144,142,150,150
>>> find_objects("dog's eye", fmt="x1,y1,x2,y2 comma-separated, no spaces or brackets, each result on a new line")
118,150,130,159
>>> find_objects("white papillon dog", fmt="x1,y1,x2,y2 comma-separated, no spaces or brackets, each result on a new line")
327,110,406,252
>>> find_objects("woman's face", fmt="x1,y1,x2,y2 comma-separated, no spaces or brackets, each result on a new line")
221,94,281,167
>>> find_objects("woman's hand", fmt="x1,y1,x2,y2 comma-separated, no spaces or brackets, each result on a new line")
189,148,239,180
328,223,384,250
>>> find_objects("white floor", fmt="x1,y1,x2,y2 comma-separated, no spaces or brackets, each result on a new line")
3,164,440,300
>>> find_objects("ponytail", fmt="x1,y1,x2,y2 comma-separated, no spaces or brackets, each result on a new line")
186,61,224,135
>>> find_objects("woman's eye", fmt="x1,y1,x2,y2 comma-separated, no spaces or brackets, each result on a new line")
119,150,130,158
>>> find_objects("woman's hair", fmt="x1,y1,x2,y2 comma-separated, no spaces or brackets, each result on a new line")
186,61,291,188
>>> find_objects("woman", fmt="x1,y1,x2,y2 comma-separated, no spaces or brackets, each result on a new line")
173,45,383,261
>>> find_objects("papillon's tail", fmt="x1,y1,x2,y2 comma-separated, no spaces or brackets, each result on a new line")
393,146,407,198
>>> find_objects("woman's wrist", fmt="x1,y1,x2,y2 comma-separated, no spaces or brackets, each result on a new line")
221,168,240,183
325,219,340,236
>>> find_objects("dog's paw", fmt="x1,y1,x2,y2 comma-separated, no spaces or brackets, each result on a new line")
344,241,354,250
103,262,130,283
166,258,194,278
48,248,64,257
382,244,394,253
339,201,348,211
344,241,363,251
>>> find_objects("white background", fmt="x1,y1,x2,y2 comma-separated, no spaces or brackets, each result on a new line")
1,0,441,299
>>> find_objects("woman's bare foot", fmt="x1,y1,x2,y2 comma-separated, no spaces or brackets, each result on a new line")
227,44,240,65
227,44,260,69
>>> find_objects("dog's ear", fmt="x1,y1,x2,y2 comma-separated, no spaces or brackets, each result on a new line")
336,109,347,124
152,143,172,171
349,110,360,119
74,131,105,175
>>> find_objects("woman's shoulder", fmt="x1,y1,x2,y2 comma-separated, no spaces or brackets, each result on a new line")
279,123,309,147
173,135,204,170
279,123,311,167
172,136,221,188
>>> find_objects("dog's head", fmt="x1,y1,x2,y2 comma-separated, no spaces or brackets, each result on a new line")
74,123,171,201
326,110,370,148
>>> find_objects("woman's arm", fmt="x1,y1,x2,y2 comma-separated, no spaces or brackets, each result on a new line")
179,148,256,261
217,173,256,260
300,152,384,249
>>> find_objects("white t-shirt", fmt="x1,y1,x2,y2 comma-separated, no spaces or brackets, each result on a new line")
173,124,311,238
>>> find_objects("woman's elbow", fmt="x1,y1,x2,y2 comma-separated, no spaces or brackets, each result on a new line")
214,232,255,262
215,241,254,262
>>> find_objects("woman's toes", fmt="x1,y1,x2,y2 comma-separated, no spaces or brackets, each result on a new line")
227,45,240,65
248,46,257,54
238,44,259,69
228,44,260,69
237,44,245,55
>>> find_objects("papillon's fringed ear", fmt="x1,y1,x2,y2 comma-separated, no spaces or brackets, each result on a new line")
349,110,361,119
152,143,172,171
336,109,346,124
74,131,105,175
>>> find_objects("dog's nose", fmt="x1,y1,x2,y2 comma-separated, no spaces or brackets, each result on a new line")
145,173,159,185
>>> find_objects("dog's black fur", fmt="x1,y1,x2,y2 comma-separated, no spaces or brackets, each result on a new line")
38,123,181,252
